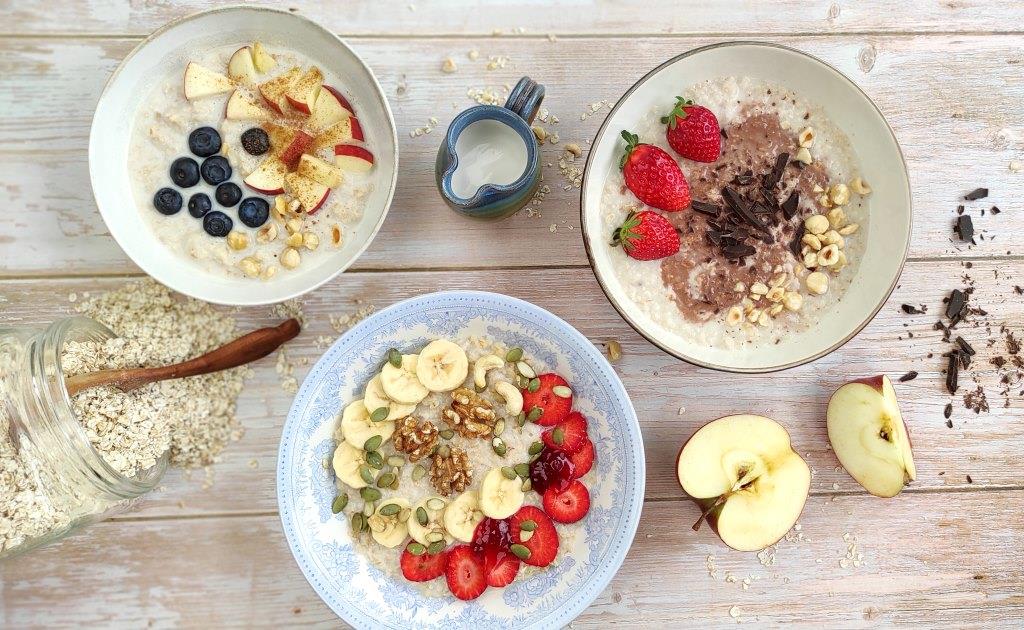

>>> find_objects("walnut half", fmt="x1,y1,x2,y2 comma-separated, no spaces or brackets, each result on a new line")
393,416,439,463
442,387,497,439
430,445,472,496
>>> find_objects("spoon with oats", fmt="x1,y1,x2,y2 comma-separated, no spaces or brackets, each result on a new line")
64,318,301,397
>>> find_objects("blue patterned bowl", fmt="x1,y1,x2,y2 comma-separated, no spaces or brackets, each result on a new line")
277,291,644,628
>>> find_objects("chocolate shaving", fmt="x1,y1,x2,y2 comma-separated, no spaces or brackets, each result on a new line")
955,336,976,356
990,205,1001,215
943,403,953,419
955,215,974,242
691,200,721,217
764,153,789,189
901,304,924,315
720,128,728,139
898,371,918,382
946,353,960,394
963,187,988,201
722,243,756,259
945,289,966,320
732,170,755,186
789,223,805,258
723,187,771,234
781,191,799,220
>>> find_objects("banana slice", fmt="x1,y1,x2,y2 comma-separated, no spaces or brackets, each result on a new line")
332,440,368,489
364,374,416,422
380,354,430,404
416,339,469,392
444,490,485,542
369,498,411,548
341,399,396,447
478,467,526,519
408,496,453,546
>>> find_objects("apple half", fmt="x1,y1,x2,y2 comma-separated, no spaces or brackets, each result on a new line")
827,375,916,498
676,414,811,552
307,85,353,133
251,41,277,73
243,157,288,195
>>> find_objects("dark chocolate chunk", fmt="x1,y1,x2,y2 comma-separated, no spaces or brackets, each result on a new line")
959,352,972,370
691,200,721,217
946,419,953,428
898,371,918,382
758,187,780,212
732,170,755,186
901,304,924,315
990,205,1001,215
956,204,965,215
954,336,976,356
789,223,805,258
966,474,973,484
955,214,974,242
706,231,723,245
945,289,966,320
781,192,799,220
943,403,953,419
723,187,771,234
963,188,988,201
946,353,959,394
764,153,789,188
720,128,728,139
722,243,756,259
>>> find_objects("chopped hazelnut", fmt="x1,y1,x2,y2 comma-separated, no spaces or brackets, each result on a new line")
281,247,301,269
850,177,872,195
798,127,815,147
257,223,278,243
239,256,261,277
803,251,818,268
286,232,303,248
817,244,840,266
794,147,813,165
766,286,786,302
303,232,320,251
838,223,860,236
827,207,847,229
829,183,850,206
802,233,822,251
726,306,744,326
806,271,829,295
783,291,804,311
805,214,829,235
227,231,249,251
750,282,769,295
441,57,457,73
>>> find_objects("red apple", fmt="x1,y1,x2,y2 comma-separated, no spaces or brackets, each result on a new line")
183,62,233,100
258,67,301,114
285,172,330,214
334,144,374,173
307,84,352,133
278,130,314,170
225,90,271,121
284,66,324,115
227,46,257,86
297,154,342,188
243,157,288,194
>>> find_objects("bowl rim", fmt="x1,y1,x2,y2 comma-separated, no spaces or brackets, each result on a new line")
275,289,646,627
578,40,912,374
88,4,399,306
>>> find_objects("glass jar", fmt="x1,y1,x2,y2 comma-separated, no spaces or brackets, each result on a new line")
0,316,167,560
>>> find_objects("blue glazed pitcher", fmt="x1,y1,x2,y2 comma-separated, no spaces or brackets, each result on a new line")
435,77,545,219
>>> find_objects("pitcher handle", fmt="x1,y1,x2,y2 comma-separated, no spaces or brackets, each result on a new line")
504,77,545,125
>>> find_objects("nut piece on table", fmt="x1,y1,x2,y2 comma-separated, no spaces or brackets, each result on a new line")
430,445,472,496
393,416,439,463
442,387,497,438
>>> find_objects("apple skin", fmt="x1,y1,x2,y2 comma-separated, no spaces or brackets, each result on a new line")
322,85,355,115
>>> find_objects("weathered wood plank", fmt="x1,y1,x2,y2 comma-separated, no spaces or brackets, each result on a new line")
0,260,1019,519
2,491,1022,627
0,35,1022,276
2,1,1023,37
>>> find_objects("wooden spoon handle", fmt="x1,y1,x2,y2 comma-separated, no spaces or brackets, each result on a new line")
64,318,301,397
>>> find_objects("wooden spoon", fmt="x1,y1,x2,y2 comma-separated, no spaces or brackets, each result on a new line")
64,318,301,397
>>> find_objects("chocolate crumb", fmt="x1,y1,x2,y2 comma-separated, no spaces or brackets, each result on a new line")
898,371,918,382
781,191,799,220
954,336,976,356
943,403,953,419
901,304,924,315
990,205,1001,215
955,215,975,242
966,474,973,484
945,289,966,320
963,188,988,201
946,353,959,394
945,418,953,428
720,128,728,140
964,386,989,413
764,153,789,189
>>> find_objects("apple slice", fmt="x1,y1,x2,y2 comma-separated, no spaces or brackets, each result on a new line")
227,46,257,86
252,41,277,73
183,62,234,100
225,90,272,121
284,66,324,115
243,156,288,194
827,375,916,498
334,145,374,173
258,67,301,114
278,130,314,170
323,86,355,116
311,118,362,152
297,154,343,188
677,414,810,552
285,172,330,214
307,85,353,133
262,123,296,156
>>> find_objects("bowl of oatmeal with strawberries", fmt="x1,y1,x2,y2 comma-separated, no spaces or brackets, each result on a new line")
90,6,397,305
581,42,911,372
277,291,644,628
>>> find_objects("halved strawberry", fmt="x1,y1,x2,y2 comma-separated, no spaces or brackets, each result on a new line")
521,373,573,427
445,545,487,601
509,506,558,567
543,480,591,524
569,437,595,478
400,545,448,582
541,411,588,453
482,548,520,587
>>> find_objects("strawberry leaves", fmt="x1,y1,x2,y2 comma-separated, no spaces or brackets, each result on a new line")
660,96,694,129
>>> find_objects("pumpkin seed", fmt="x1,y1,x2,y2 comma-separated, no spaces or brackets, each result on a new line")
437,444,451,459
520,528,535,541
331,494,348,514
407,542,426,556
551,385,572,398
501,466,517,480
387,455,406,467
528,441,544,456
516,361,536,379
552,427,565,445
369,407,389,423
376,472,396,488
606,340,622,362
520,519,537,531
505,347,524,362
527,377,540,393
412,465,426,482
387,348,402,368
521,478,532,492
514,463,530,478
491,437,507,457
510,544,531,560
426,497,447,511
363,435,383,452
516,374,530,389
440,429,455,440
529,452,541,463
379,502,401,516
427,540,446,555
389,475,400,490
351,512,366,533
527,406,543,422
516,412,527,427
360,487,382,503
416,507,429,526
493,419,506,436
359,464,375,485
362,501,375,517
398,508,412,523
425,531,445,543
366,450,384,470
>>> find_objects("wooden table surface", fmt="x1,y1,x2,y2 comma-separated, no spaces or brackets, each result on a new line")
2,1,1023,627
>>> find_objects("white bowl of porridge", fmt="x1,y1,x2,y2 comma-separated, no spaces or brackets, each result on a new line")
90,6,398,305
580,42,911,372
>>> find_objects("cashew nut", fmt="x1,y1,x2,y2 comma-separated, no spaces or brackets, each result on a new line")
472,354,504,389
493,381,524,415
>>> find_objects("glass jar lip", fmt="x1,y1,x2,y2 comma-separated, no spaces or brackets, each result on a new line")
48,316,168,497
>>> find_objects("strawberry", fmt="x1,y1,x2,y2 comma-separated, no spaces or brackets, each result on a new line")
482,548,520,587
445,545,488,601
542,480,591,524
542,411,588,453
509,506,559,567
568,437,595,478
521,373,573,427
661,97,721,163
619,130,690,211
612,210,680,261
400,545,448,582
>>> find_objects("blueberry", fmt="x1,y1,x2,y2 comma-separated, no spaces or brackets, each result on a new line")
203,211,233,237
215,182,243,207
188,192,212,218
200,156,232,185
188,126,222,157
153,187,182,215
240,127,270,156
238,197,270,228
170,157,200,187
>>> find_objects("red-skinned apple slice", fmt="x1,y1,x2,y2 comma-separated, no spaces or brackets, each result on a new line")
334,145,374,173
297,154,343,188
676,414,810,552
263,123,296,156
258,67,301,114
251,42,276,73
227,46,257,86
284,66,324,115
323,85,355,116
311,118,360,152
285,172,330,214
225,90,271,121
307,85,353,133
183,62,234,100
278,130,314,170
243,157,288,194
827,375,916,498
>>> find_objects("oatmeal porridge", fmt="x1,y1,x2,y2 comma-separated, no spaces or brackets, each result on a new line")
129,42,377,281
601,76,870,350
328,337,595,600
